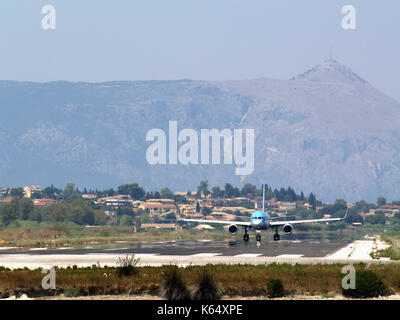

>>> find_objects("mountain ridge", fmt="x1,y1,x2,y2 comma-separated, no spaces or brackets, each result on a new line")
1,60,399,202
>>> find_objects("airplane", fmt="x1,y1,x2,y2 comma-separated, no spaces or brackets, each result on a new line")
182,184,348,243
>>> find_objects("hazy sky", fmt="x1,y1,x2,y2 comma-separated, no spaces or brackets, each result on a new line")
1,0,400,100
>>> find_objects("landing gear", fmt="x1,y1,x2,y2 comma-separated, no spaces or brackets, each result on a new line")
256,234,261,242
273,227,280,241
243,227,249,242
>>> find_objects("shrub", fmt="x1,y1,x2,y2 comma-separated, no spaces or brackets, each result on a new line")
161,265,190,300
64,288,80,297
116,254,140,277
267,279,285,298
191,269,220,300
342,270,390,298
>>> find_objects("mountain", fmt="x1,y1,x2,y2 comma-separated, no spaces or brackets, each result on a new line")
1,59,399,202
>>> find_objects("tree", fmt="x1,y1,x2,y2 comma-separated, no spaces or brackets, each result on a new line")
196,201,201,213
197,180,210,197
18,198,35,220
160,187,174,199
94,210,108,225
117,183,145,200
201,207,212,215
241,183,257,196
365,213,386,225
62,183,81,202
120,215,133,226
129,184,146,200
308,193,316,210
42,185,62,199
377,197,387,207
224,183,234,198
68,199,95,225
47,202,68,223
10,188,24,198
211,186,224,198
0,203,17,226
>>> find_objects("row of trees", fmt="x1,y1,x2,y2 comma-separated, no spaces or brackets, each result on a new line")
195,181,315,205
0,197,108,226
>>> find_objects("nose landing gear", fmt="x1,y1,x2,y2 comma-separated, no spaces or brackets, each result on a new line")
273,226,280,241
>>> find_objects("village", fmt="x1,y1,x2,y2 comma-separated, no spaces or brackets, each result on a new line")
0,183,399,232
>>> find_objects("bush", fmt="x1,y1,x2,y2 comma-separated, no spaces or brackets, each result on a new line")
342,270,390,298
161,265,190,300
64,288,80,297
116,254,140,277
267,279,285,298
191,269,220,300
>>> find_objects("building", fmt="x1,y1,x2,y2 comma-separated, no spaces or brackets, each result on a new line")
96,195,133,207
140,223,177,231
139,202,177,215
82,194,97,200
194,224,215,230
376,205,400,218
0,197,13,204
24,185,42,198
33,199,56,207
0,187,11,197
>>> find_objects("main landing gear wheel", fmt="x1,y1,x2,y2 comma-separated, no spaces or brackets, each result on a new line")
243,227,249,242
256,234,261,242
273,234,280,241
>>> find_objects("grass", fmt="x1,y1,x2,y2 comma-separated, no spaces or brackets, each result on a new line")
375,236,400,260
1,263,400,298
0,223,231,248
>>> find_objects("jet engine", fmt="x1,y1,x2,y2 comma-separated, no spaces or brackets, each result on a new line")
228,224,238,235
283,223,293,234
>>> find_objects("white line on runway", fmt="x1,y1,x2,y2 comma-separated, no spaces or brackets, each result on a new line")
191,253,222,257
276,254,304,258
85,253,159,256
234,254,263,258
29,248,48,251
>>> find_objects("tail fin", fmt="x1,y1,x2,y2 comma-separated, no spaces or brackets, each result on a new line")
262,184,265,213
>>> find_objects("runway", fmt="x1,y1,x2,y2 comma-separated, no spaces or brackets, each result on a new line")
0,237,396,268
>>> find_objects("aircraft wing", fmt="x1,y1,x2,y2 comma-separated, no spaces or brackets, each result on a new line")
270,209,348,227
182,218,251,227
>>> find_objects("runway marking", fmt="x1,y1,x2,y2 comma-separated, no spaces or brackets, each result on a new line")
29,248,48,251
276,254,304,258
191,253,222,257
234,254,263,258
84,253,160,256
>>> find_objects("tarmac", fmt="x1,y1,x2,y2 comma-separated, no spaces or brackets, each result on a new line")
0,236,396,269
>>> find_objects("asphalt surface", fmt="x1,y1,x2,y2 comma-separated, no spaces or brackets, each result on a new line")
0,237,397,268
0,238,349,258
